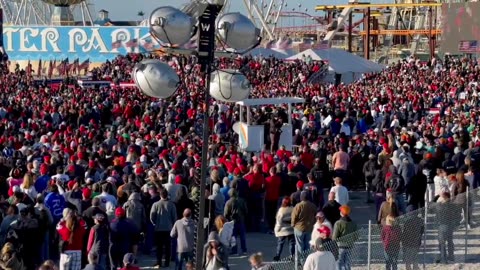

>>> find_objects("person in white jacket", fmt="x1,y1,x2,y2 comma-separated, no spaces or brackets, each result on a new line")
433,168,449,202
273,197,295,261
303,238,337,270
310,211,332,247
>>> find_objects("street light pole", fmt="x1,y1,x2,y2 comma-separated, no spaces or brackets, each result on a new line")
134,4,258,268
195,3,223,270
428,6,434,61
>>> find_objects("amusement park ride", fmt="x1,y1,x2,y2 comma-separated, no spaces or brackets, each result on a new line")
316,2,442,59
0,0,445,58
0,0,93,25
240,0,444,58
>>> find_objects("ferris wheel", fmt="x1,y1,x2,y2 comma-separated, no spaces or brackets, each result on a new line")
0,0,94,26
241,0,286,40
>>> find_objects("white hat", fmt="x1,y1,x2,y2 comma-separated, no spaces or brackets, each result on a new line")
415,141,423,150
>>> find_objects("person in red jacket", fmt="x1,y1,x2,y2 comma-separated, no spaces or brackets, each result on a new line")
244,164,265,232
57,210,87,270
265,166,281,232
381,215,401,270
300,145,314,170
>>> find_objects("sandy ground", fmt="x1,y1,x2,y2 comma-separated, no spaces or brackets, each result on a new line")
136,190,480,269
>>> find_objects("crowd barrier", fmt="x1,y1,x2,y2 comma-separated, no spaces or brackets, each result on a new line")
77,80,136,89
271,187,479,270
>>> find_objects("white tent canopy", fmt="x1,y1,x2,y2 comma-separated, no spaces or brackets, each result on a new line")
286,48,385,74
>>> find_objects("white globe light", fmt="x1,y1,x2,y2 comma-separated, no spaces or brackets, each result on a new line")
150,6,195,46
209,69,251,103
217,12,260,51
132,59,180,99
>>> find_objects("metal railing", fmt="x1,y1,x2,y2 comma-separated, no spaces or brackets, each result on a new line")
271,187,479,270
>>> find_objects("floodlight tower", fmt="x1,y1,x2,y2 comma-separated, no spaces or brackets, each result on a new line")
132,1,260,269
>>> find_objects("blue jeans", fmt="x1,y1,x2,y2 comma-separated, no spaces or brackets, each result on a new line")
438,225,454,263
396,194,406,214
143,222,154,254
384,250,398,270
231,221,247,254
41,232,49,263
293,229,311,254
98,253,108,269
338,248,352,270
275,235,295,258
176,252,193,270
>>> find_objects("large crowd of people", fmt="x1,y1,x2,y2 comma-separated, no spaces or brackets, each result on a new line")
0,51,477,270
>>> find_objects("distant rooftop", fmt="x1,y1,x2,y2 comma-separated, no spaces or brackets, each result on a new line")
92,9,139,26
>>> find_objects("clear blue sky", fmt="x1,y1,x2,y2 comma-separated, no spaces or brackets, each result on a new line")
91,0,340,20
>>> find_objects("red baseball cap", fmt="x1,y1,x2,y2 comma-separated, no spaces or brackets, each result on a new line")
82,188,92,199
115,207,126,217
296,181,304,189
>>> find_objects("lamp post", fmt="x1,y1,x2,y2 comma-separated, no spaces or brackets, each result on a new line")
132,2,260,269
195,3,222,269
428,6,434,61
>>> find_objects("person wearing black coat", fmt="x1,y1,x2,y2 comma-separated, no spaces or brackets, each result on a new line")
363,154,377,203
406,171,427,210
174,188,195,225
322,192,341,225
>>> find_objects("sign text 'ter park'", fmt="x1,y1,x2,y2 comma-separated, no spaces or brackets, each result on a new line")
3,26,160,61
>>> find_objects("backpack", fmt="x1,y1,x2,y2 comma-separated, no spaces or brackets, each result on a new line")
125,201,144,224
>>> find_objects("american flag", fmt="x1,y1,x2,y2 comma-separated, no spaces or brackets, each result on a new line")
111,40,122,49
314,40,330,50
68,58,79,74
26,60,31,76
37,59,42,77
47,60,55,78
141,39,154,50
78,59,90,74
125,39,138,48
428,108,440,115
458,40,478,53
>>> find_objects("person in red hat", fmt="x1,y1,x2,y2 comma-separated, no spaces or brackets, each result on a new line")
35,164,51,194
290,180,305,206
110,207,140,269
229,168,249,200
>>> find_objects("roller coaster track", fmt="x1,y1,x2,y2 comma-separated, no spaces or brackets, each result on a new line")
270,11,328,24
359,29,441,35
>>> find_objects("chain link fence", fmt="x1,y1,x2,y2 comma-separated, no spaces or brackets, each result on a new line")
271,187,480,270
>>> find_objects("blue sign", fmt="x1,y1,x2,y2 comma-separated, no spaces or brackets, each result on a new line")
3,26,162,62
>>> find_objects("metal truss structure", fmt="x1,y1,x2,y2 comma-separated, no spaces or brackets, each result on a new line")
0,0,94,26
